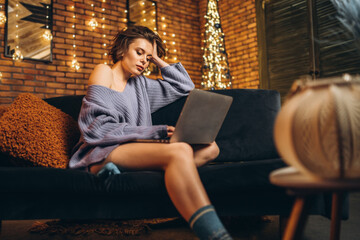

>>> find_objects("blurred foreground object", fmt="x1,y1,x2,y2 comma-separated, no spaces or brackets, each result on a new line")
274,75,360,179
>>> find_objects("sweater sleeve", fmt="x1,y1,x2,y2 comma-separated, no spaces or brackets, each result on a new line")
142,62,195,113
78,97,168,147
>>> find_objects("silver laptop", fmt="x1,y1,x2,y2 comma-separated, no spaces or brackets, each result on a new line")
134,89,233,144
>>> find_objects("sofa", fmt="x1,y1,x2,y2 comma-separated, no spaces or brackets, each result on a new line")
0,89,337,230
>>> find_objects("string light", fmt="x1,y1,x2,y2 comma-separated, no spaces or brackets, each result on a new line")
159,15,178,63
138,1,159,75
123,9,128,22
201,0,231,89
0,5,6,24
101,0,108,64
12,3,23,61
71,5,80,70
42,5,52,41
88,3,98,30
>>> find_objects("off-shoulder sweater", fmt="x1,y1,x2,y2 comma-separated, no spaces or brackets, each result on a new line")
69,62,195,170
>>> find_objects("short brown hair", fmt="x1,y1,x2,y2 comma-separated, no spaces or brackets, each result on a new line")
109,25,166,64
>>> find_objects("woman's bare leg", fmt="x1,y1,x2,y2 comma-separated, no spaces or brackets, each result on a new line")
91,142,210,221
192,142,220,167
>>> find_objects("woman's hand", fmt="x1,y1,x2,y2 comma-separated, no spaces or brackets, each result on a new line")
167,126,175,137
151,41,169,68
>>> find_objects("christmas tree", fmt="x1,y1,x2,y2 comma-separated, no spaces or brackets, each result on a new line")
201,0,232,89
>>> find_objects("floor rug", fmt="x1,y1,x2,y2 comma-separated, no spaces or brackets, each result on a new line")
28,218,180,237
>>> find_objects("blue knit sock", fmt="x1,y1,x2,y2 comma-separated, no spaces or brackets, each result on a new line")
188,205,233,240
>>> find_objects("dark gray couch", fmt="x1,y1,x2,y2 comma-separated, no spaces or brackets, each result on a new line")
0,89,333,229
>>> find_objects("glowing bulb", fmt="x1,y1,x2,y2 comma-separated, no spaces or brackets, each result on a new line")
161,17,165,21
71,59,80,70
88,18,98,29
12,49,23,61
42,29,53,41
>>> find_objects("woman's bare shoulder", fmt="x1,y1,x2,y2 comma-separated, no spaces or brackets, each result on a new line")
88,64,113,87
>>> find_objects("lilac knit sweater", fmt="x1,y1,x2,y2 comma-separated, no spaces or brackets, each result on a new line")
69,62,195,170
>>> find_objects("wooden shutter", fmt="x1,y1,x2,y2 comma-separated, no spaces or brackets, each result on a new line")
258,0,360,101
315,0,360,77
264,0,311,101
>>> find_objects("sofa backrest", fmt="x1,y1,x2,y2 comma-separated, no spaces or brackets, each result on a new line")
45,89,281,162
45,95,84,121
152,89,281,162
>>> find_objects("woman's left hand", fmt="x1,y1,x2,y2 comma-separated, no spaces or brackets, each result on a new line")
167,126,175,137
151,41,169,68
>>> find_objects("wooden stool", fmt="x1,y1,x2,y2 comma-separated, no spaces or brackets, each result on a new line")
270,167,360,240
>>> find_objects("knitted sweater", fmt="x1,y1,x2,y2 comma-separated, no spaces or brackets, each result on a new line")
69,62,195,170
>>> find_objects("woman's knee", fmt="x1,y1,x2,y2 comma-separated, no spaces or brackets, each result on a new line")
209,142,220,160
194,142,220,167
167,142,194,165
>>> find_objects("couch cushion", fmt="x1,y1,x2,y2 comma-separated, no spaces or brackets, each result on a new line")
0,93,80,168
0,158,286,195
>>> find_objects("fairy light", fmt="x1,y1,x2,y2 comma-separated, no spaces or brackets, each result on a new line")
201,0,231,89
0,5,6,24
12,3,23,61
159,15,178,63
71,5,80,70
101,0,108,64
42,5,52,41
88,3,98,30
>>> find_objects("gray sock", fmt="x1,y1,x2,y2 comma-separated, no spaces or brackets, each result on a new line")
188,205,233,240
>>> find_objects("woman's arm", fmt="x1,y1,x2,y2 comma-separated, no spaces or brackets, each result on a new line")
79,94,168,146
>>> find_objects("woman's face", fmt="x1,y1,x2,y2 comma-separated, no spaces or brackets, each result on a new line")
121,38,153,77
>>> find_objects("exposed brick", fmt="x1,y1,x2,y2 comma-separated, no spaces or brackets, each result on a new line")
12,86,34,92
0,0,260,104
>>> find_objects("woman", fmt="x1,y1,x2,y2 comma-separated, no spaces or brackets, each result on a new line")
69,25,232,240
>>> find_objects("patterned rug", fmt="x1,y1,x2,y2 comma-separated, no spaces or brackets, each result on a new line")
28,218,180,237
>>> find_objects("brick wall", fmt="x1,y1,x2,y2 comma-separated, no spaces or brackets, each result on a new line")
0,0,259,105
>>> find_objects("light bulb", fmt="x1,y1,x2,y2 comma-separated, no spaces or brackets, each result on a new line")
12,49,23,61
71,59,80,70
42,29,53,41
88,18,98,29
0,12,7,24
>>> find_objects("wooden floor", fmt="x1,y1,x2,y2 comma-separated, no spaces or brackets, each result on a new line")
1,193,359,240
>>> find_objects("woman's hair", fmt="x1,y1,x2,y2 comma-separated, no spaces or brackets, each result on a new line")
109,25,166,64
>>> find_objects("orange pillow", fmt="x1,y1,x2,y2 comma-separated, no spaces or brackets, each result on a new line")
0,106,8,118
0,93,80,168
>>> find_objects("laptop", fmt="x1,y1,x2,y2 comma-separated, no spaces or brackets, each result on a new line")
134,89,233,144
